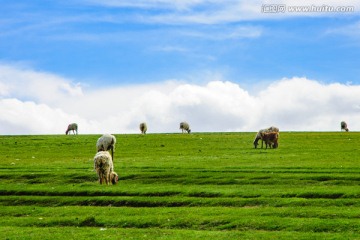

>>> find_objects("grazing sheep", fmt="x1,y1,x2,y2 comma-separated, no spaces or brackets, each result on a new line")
140,122,147,134
93,151,118,185
65,123,78,135
341,121,349,132
180,122,191,133
260,131,279,149
253,126,279,149
96,134,116,161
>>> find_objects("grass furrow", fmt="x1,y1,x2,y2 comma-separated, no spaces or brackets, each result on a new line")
1,132,360,239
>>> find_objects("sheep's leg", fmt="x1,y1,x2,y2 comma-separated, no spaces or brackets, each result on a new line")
105,172,110,185
110,146,114,162
99,171,106,184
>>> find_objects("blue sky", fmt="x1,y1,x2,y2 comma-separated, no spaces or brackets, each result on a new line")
1,1,360,134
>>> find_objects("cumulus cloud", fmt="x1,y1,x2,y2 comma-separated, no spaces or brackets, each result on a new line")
257,78,360,130
1,64,360,134
0,64,83,103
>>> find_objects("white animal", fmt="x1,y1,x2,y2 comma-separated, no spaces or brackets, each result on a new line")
96,134,116,160
93,151,118,185
253,126,279,148
66,123,78,135
140,122,147,134
180,122,191,133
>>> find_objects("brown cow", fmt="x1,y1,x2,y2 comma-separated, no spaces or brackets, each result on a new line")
260,131,279,149
253,126,279,148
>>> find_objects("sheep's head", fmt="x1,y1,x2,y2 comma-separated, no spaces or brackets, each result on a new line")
253,137,260,148
111,172,118,185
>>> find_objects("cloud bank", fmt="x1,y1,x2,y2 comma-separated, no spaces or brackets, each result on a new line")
1,64,360,134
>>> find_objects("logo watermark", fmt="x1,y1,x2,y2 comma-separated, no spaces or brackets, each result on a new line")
261,4,355,13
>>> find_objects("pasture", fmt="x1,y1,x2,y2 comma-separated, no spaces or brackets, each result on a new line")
0,132,359,239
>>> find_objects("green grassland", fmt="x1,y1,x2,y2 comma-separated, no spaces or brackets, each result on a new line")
0,132,359,239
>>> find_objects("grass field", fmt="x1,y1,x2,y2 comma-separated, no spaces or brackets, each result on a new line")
0,132,360,239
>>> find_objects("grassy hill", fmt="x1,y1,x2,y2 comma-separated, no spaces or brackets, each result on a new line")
0,132,359,239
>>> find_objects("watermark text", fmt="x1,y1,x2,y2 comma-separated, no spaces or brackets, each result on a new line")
261,4,355,13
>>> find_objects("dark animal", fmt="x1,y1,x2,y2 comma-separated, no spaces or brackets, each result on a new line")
140,122,147,134
341,121,349,132
65,123,78,135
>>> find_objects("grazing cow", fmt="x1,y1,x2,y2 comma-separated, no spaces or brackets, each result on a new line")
341,121,349,132
260,131,279,149
253,126,279,148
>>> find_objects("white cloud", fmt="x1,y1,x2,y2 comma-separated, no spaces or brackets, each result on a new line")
257,78,360,130
0,64,83,104
176,25,262,40
1,64,360,134
84,0,226,11
0,98,78,134
83,0,360,24
325,21,360,38
151,46,190,53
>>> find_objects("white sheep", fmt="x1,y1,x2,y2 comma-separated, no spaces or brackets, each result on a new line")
140,122,147,134
341,121,349,132
180,122,191,133
65,123,78,135
253,126,279,148
96,134,116,161
93,151,118,185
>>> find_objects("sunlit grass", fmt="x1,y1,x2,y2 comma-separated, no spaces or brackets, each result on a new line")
0,132,359,239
